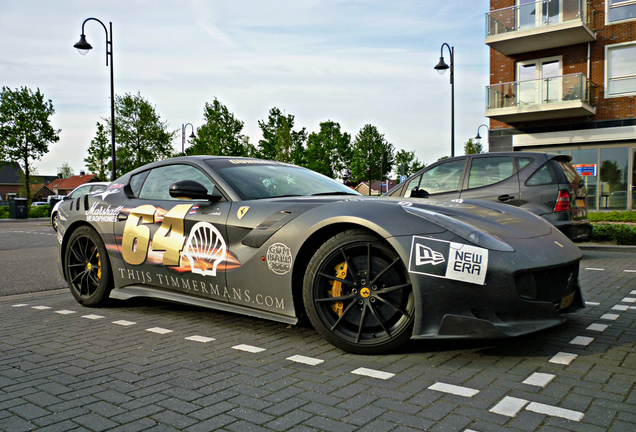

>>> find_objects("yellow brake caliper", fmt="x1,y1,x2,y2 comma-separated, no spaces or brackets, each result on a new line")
95,249,101,281
328,261,347,316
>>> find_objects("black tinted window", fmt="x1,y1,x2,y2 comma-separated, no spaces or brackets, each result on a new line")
417,159,466,194
467,157,514,189
526,163,557,186
139,165,216,200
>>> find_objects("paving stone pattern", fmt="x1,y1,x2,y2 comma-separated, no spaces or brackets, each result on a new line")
0,251,634,431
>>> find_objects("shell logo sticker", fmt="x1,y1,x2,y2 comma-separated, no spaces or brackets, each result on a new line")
237,206,250,219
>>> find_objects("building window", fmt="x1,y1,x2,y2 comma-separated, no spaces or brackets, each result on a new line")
516,56,562,104
606,43,636,97
607,0,636,23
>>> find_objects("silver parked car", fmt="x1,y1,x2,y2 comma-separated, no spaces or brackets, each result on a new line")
51,182,108,231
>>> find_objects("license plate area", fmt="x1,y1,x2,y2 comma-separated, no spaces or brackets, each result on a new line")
560,291,575,310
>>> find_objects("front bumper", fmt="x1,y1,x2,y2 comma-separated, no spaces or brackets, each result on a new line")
388,229,584,340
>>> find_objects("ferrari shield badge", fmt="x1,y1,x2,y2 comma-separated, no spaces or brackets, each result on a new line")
237,206,250,220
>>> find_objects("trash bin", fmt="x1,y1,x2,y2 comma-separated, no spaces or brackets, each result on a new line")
9,198,28,219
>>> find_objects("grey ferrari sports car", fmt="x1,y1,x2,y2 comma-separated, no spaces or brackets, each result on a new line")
57,156,584,354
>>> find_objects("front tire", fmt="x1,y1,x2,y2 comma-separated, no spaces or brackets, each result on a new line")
64,226,113,306
52,212,58,232
303,229,414,354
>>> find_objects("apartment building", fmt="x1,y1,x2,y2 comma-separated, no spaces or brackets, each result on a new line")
484,0,636,210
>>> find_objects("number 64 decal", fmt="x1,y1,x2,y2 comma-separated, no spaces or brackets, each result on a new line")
122,204,191,266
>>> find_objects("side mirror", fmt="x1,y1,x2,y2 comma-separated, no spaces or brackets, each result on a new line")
410,187,429,198
169,180,222,202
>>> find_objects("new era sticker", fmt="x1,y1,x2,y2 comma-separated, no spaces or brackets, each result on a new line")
408,236,488,285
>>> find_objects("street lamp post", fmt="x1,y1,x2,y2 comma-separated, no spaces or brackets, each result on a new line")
475,124,490,152
182,123,195,155
74,18,116,181
434,43,455,158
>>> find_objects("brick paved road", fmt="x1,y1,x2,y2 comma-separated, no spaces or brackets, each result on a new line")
1,250,634,431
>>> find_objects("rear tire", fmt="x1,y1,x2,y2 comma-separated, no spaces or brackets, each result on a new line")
64,226,113,307
303,229,414,354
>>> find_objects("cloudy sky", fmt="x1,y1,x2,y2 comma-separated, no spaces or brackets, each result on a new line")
1,0,490,177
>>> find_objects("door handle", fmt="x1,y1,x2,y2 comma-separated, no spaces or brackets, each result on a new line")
118,213,128,221
498,194,515,202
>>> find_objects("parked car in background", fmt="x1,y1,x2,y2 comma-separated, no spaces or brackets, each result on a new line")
385,152,590,241
31,201,49,207
51,182,108,231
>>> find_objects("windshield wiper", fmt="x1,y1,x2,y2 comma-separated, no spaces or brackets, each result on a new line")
311,191,358,196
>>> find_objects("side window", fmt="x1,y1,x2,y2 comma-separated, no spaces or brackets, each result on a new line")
69,185,92,198
467,157,514,189
526,163,558,186
516,157,534,171
138,165,216,200
403,175,422,197
419,159,466,194
130,171,149,197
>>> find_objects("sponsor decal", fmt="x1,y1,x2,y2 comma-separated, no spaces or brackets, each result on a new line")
414,243,445,266
116,268,285,310
189,205,199,215
408,236,488,285
237,206,250,219
85,203,124,223
182,222,228,277
266,243,293,275
121,204,238,275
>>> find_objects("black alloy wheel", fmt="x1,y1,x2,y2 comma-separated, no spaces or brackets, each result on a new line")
64,226,113,306
304,229,414,354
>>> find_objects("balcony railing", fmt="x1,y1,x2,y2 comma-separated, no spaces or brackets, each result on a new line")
487,0,590,37
485,0,596,55
486,73,597,122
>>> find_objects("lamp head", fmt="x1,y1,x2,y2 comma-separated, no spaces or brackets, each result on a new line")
189,132,196,139
434,57,449,75
74,34,93,55
475,133,482,140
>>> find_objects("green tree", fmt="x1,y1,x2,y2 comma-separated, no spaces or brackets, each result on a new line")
350,124,395,194
0,86,60,204
187,98,254,157
463,138,483,155
305,120,352,179
100,92,175,177
256,107,307,165
57,162,74,178
394,149,425,179
84,122,110,181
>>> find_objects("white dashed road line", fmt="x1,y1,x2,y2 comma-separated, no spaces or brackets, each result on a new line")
490,396,528,417
526,402,584,421
32,306,51,310
587,323,608,332
112,320,136,326
522,372,555,387
601,313,620,320
232,344,266,353
146,327,173,334
351,367,395,380
185,335,215,343
569,336,594,346
286,355,324,366
549,352,578,365
428,382,479,397
55,310,76,315
82,314,104,320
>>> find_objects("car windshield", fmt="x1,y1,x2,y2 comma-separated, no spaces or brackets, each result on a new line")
205,159,359,200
